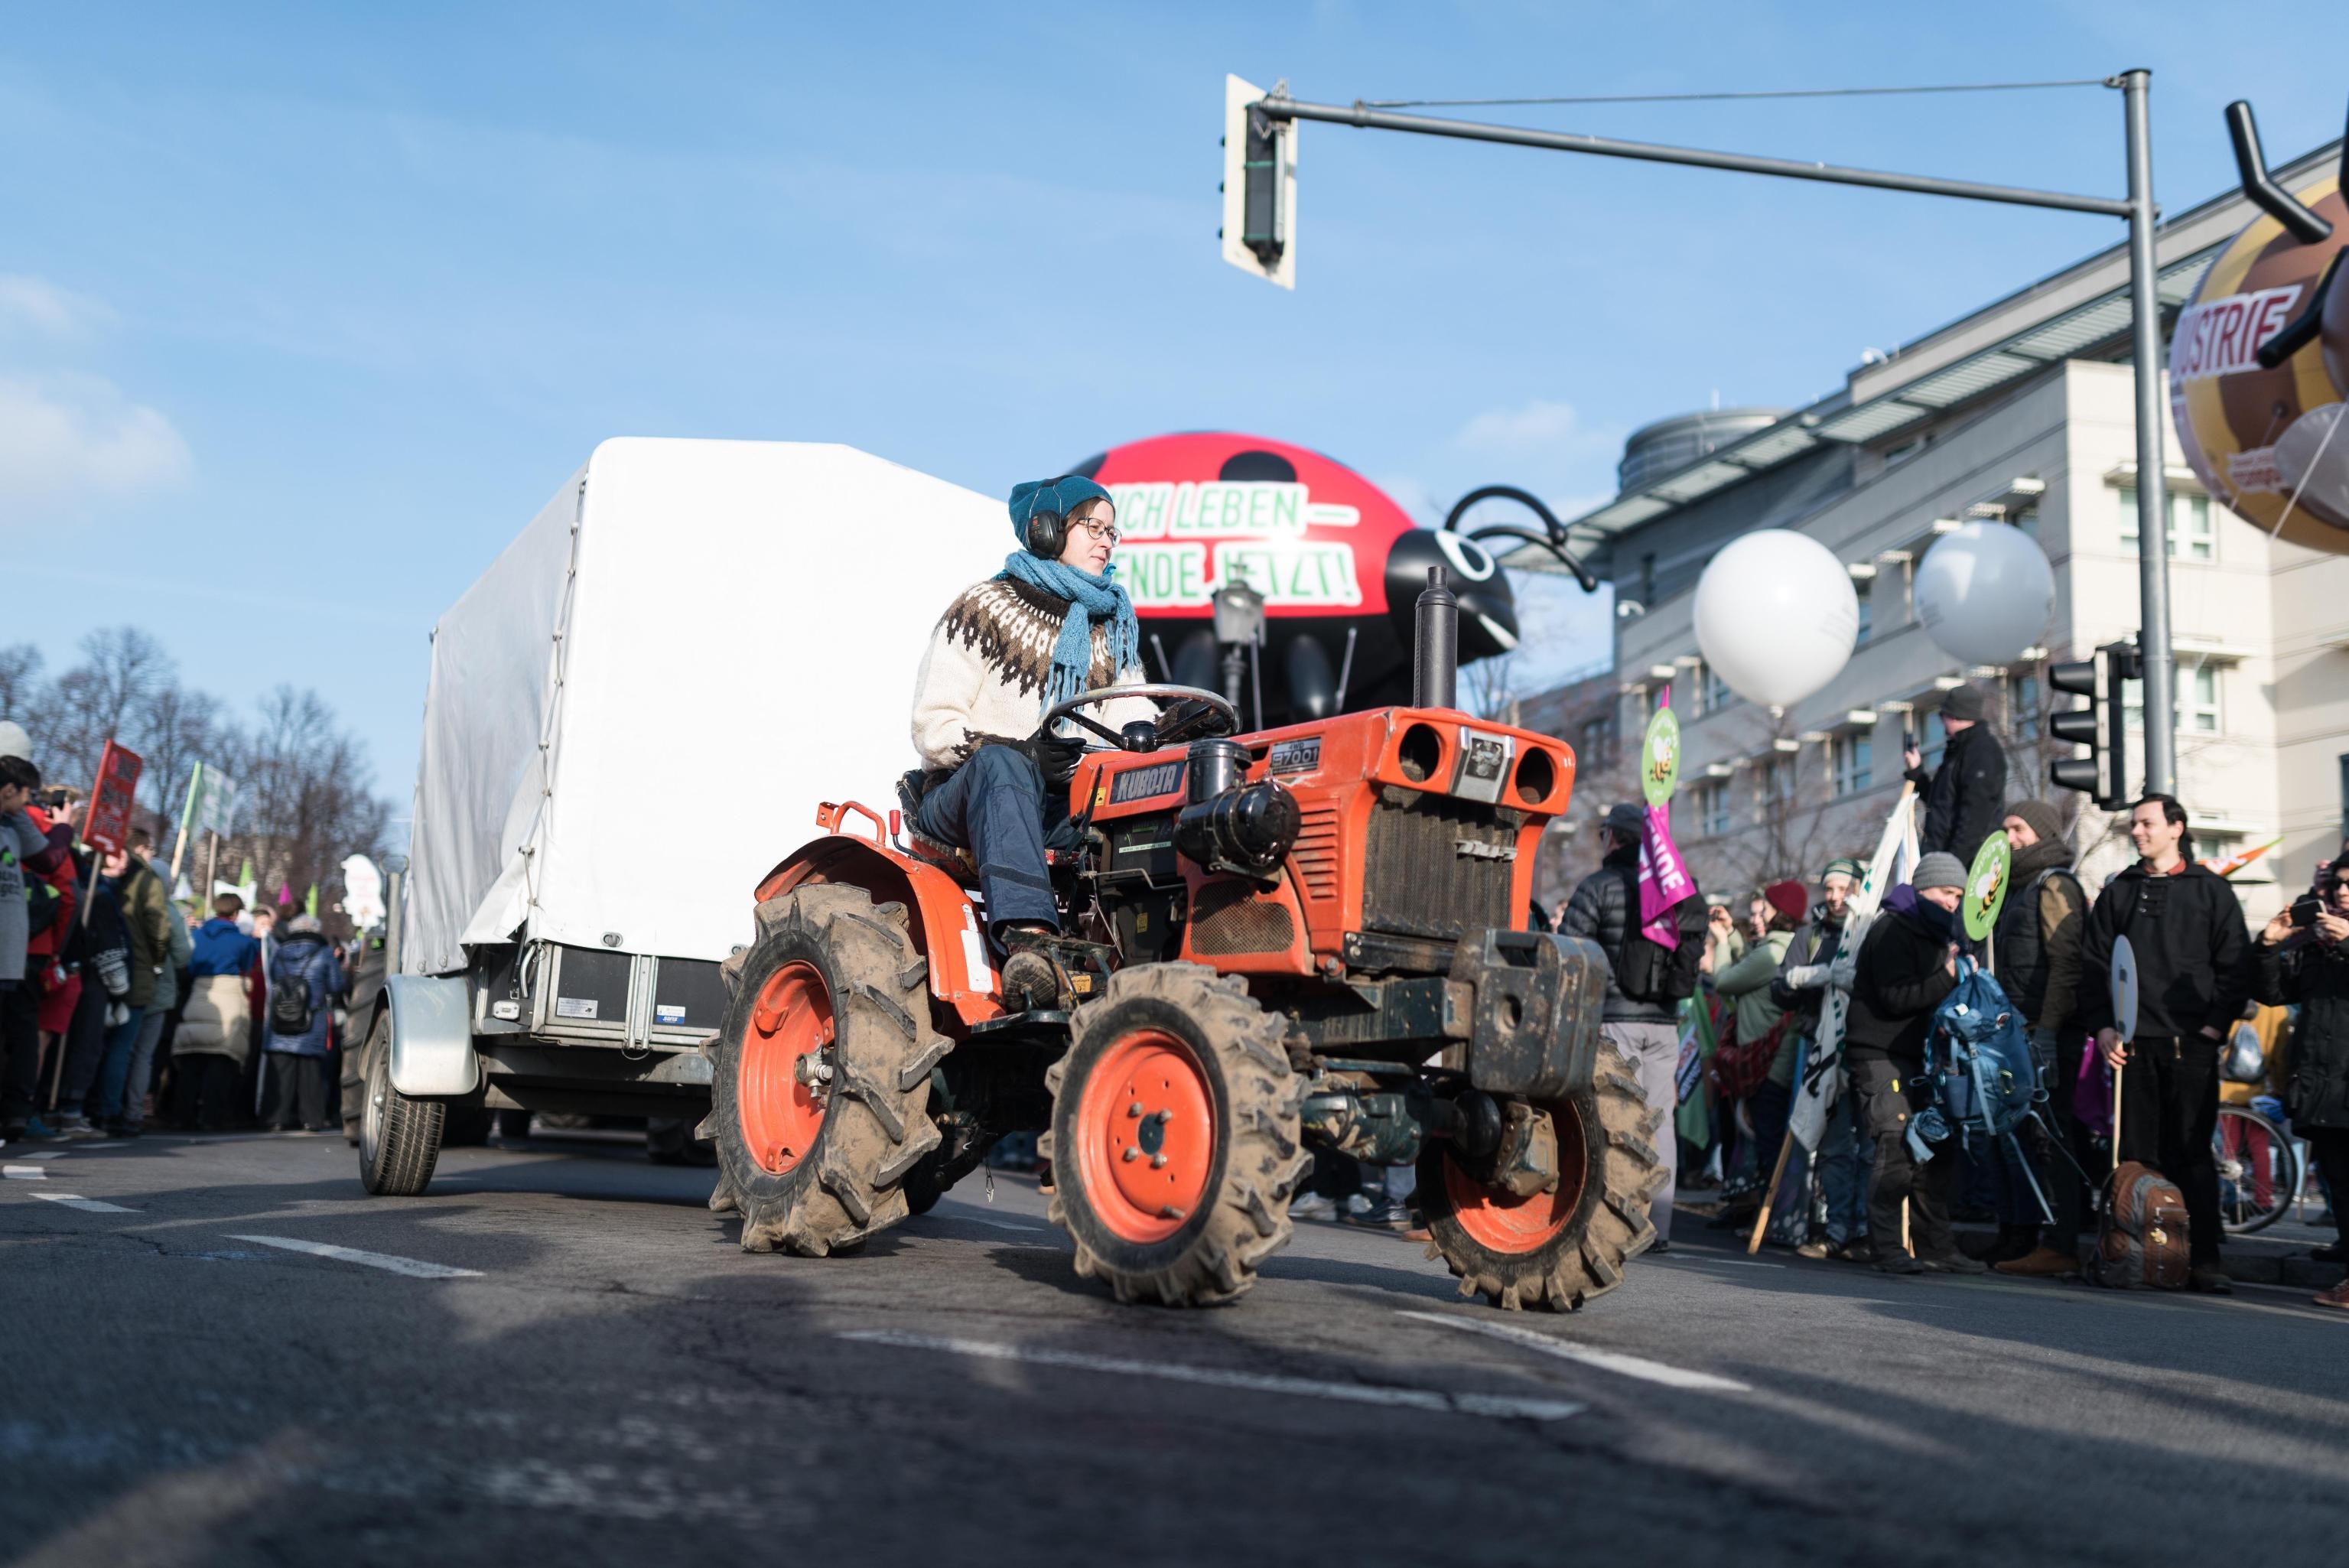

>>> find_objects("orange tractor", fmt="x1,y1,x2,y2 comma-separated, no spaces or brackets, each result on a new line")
702,573,1663,1309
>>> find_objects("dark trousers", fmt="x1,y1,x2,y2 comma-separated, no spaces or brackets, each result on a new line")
2042,1031,2095,1248
2305,1127,2349,1244
263,1052,329,1130
56,983,112,1114
2118,1034,2223,1264
170,1053,244,1130
1854,1056,1957,1257
912,743,1074,933
0,982,42,1123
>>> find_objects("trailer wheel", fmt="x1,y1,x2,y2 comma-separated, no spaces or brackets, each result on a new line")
358,1011,446,1196
1418,1038,1663,1311
708,885,945,1256
1043,964,1306,1307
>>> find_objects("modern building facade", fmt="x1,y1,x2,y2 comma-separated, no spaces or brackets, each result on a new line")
1521,138,2349,919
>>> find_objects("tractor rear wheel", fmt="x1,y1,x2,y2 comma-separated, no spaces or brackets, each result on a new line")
1043,964,1306,1306
704,885,946,1256
1418,1037,1663,1311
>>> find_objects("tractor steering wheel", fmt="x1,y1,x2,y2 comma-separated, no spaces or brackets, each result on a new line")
1040,684,1241,753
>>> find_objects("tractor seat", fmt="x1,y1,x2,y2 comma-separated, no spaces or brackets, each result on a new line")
903,830,980,884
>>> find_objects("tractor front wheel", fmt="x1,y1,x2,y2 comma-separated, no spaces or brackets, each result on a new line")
1044,964,1306,1306
1418,1037,1664,1311
704,885,946,1255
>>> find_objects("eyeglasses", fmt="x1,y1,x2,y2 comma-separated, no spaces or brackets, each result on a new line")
1069,518,1119,546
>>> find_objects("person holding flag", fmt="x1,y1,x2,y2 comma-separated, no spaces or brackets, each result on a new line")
1560,801,1706,1250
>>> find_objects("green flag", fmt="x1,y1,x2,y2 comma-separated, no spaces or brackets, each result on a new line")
304,883,319,919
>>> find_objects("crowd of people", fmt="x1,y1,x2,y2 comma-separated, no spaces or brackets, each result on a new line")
1,721,368,1147
1608,681,2349,1308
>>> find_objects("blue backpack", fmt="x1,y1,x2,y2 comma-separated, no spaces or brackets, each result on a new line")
1925,958,2038,1146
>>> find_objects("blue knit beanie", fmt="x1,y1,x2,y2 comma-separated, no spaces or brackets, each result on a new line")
1007,474,1114,548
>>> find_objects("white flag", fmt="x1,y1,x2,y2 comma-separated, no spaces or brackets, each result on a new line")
1788,788,1918,1152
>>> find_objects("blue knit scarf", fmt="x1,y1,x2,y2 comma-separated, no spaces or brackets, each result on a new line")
998,551,1141,711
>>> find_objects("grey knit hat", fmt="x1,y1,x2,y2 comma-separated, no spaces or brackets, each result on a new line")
1602,802,1647,840
1911,852,1967,892
1941,683,1987,723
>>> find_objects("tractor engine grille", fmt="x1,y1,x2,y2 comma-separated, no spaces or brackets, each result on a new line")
1360,793,1515,943
1189,879,1297,955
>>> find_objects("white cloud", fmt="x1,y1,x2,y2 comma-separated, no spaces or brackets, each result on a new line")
0,373,192,510
0,274,112,338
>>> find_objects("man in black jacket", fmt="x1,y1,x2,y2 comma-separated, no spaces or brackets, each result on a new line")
2077,794,2250,1293
1902,683,2008,863
2251,856,2349,1309
1560,802,1704,1249
1844,851,1982,1275
1987,799,2090,1277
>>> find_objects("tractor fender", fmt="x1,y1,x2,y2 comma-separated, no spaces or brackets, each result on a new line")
754,826,1004,1028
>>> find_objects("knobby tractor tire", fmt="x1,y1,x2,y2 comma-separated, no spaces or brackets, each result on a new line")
358,1010,447,1197
1043,964,1306,1307
703,885,945,1256
1417,1036,1664,1312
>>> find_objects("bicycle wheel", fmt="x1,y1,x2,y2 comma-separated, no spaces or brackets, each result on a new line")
2212,1104,2299,1234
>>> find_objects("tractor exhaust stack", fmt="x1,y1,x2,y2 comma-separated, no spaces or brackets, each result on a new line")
1412,565,1458,711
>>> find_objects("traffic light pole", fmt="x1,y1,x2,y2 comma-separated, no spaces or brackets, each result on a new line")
2120,70,2177,798
1256,70,2180,795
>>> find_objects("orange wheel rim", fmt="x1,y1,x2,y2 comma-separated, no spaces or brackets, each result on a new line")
1075,1028,1215,1244
1443,1101,1588,1254
739,961,831,1175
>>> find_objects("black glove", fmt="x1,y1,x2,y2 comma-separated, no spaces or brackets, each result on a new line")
1030,730,1085,789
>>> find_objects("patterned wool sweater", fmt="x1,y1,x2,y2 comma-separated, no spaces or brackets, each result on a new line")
909,575,1156,769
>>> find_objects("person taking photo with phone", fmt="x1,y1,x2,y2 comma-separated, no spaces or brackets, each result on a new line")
2252,857,2349,1308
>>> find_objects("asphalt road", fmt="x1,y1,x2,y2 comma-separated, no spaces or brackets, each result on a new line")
5,1130,2345,1567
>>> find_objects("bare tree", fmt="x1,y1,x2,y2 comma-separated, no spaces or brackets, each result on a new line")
135,682,225,845
31,626,174,792
206,687,391,929
0,644,43,723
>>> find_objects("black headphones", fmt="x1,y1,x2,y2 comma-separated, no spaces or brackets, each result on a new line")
1025,506,1068,561
1023,475,1088,560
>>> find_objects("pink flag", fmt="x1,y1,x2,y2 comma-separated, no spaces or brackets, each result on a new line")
1636,803,1696,948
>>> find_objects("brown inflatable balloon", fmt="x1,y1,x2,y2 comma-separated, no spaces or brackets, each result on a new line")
2170,174,2349,554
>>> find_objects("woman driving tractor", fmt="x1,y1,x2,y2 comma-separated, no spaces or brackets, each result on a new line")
907,475,1160,1006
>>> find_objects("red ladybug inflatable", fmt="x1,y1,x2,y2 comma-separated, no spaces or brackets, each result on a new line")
1068,432,1591,727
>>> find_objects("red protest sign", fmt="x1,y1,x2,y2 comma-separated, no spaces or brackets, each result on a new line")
82,740,145,855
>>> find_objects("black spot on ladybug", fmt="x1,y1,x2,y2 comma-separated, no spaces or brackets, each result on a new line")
1218,450,1297,483
1066,452,1108,479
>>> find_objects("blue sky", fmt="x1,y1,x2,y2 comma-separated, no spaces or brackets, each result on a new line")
5,2,2344,828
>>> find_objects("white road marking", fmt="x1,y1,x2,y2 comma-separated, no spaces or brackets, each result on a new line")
1671,1254,1785,1269
1399,1310,1752,1392
31,1192,136,1213
837,1330,1584,1423
5,1165,49,1179
15,1150,66,1160
225,1235,483,1279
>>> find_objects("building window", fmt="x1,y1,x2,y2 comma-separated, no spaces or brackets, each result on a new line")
1758,756,1796,816
1697,781,1730,838
1853,577,1872,646
1690,659,1732,714
2124,665,2221,734
1918,711,1947,772
2003,672,2042,740
1577,714,1617,769
1832,733,1872,797
2118,487,2215,562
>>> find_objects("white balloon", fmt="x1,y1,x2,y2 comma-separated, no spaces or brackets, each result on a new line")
1914,522,2055,667
1693,530,1859,708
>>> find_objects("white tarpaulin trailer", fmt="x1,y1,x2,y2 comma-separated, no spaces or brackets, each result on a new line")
406,438,1004,978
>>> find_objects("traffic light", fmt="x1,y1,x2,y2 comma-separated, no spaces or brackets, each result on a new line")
1221,74,1296,288
2048,640,2140,808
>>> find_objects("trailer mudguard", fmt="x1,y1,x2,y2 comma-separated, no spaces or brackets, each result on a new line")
385,973,480,1097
